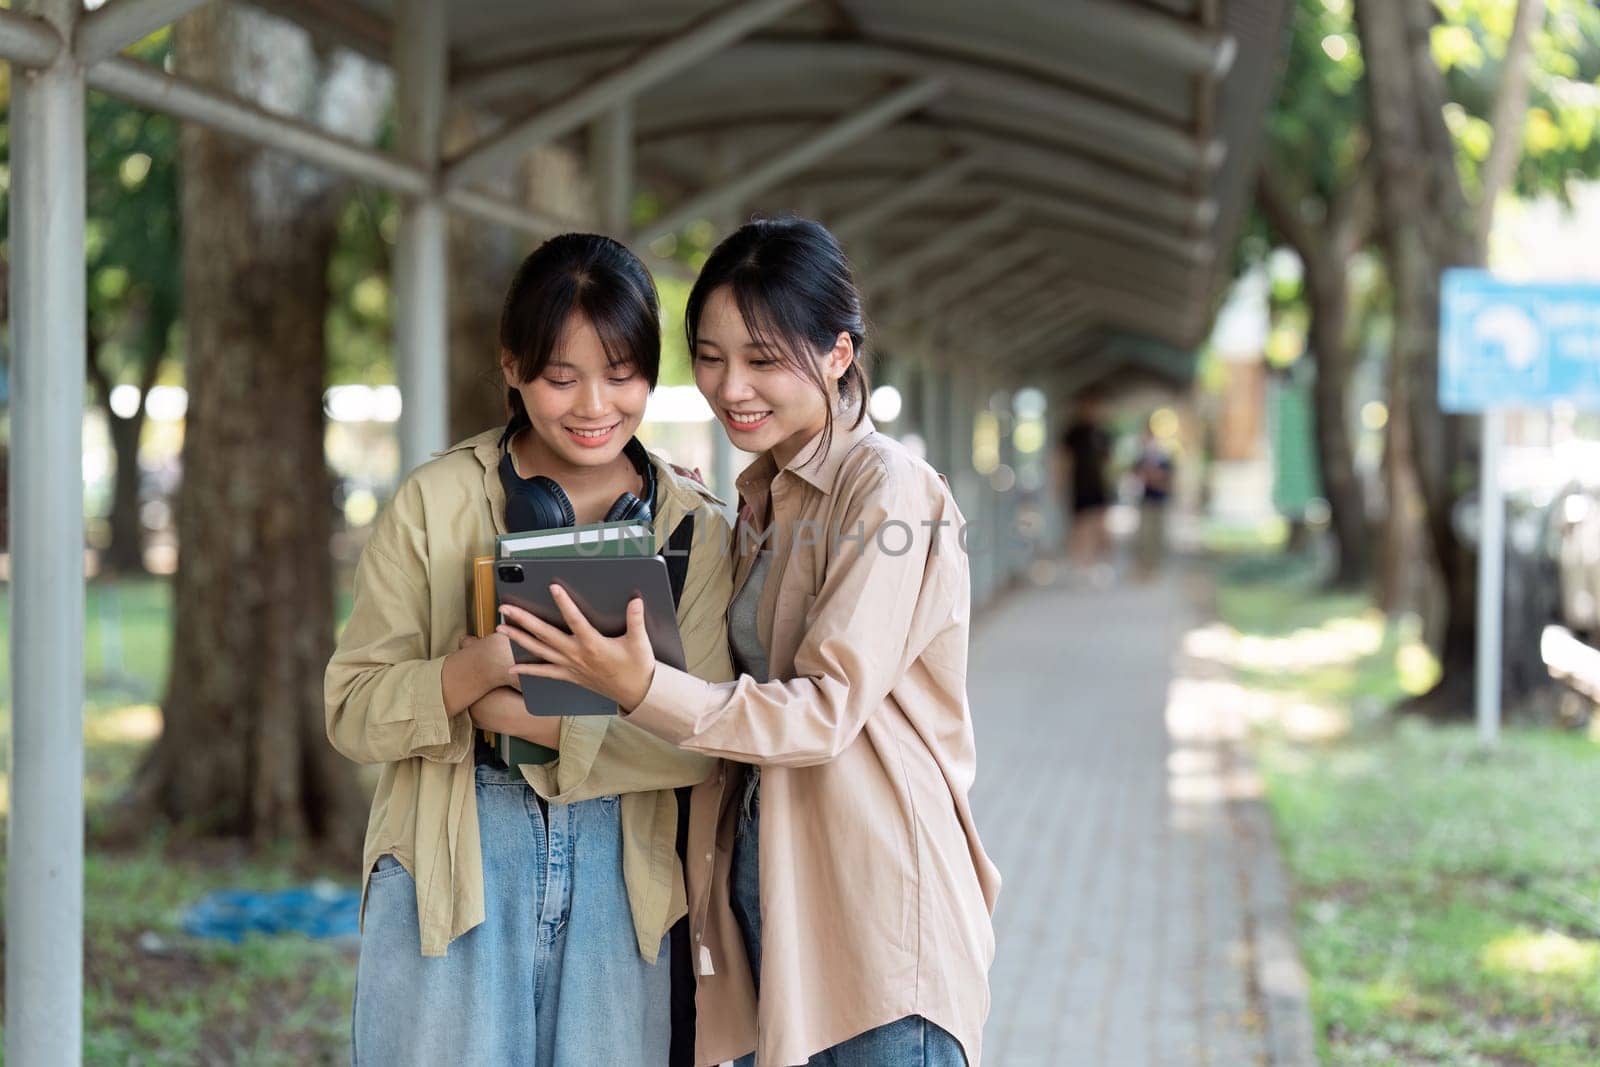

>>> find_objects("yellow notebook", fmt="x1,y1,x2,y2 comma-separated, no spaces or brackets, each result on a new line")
474,555,557,765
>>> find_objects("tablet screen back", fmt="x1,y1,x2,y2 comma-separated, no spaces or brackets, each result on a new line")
494,556,687,717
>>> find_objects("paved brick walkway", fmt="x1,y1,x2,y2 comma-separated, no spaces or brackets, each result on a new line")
970,567,1315,1067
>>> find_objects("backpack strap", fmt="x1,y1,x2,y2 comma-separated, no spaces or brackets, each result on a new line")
664,514,695,607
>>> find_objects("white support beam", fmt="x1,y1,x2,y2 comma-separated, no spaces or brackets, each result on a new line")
75,0,209,65
395,0,445,166
1004,305,1090,359
446,186,573,237
1059,279,1206,341
1029,257,1193,311
876,237,1045,329
976,289,1089,360
8,2,85,1063
88,55,429,194
865,203,1015,295
722,41,1220,172
393,0,449,475
1021,193,1212,264
830,153,976,242
637,77,945,245
914,238,1044,312
1035,261,1199,313
1034,229,1201,292
963,135,1215,229
0,6,62,67
971,272,1084,331
446,0,808,191
85,55,582,235
1076,0,1235,75
590,101,634,236
1051,350,1121,395
994,267,1197,345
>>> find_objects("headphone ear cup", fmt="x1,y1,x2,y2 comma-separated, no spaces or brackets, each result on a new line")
604,492,650,525
507,476,577,531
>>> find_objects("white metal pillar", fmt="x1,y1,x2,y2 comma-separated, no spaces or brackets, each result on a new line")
994,386,1021,588
394,0,450,474
590,100,634,236
972,374,1000,605
903,358,928,445
944,360,985,599
920,351,950,476
1477,408,1506,746
7,1,85,1062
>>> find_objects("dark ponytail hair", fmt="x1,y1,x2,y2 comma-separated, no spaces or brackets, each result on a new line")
685,216,872,464
499,233,661,426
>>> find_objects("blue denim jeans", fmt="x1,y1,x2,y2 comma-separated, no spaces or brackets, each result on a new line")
352,760,671,1065
730,782,966,1067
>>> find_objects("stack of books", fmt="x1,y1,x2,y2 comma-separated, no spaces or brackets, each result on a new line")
475,520,656,766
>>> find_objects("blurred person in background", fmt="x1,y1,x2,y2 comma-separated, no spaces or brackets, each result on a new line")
1132,425,1174,581
1059,394,1114,585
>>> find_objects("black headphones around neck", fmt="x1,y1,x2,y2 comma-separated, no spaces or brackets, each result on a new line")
499,419,655,533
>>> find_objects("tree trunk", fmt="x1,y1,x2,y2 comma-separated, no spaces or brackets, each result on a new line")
1376,360,1434,619
129,5,387,844
1476,0,1547,247
102,406,149,574
1355,0,1543,718
1256,169,1371,587
448,216,521,440
86,332,151,575
1305,267,1369,587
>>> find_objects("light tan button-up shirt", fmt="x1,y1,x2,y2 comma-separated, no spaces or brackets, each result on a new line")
324,428,733,961
625,414,1002,1066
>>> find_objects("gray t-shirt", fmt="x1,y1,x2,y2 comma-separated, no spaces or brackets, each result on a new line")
728,548,772,811
728,549,772,683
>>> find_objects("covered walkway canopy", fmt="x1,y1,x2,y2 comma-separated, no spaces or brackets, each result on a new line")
2,0,1288,1059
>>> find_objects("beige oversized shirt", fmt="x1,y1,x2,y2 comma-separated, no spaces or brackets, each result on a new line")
324,428,734,960
625,414,1002,1066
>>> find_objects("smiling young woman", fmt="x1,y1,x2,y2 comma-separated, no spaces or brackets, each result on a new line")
326,233,735,1065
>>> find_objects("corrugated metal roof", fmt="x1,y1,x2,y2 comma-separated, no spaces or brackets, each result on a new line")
263,0,1290,379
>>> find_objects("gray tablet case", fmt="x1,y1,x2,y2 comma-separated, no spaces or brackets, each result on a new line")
494,555,688,717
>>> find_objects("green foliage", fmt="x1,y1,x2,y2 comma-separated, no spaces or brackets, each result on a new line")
326,186,399,386
1267,0,1370,205
83,77,182,387
1434,0,1600,203
657,272,696,387
0,34,183,394
1257,0,1600,267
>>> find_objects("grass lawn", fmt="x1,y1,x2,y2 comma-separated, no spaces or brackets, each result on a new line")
1215,555,1600,1066
1,577,358,1063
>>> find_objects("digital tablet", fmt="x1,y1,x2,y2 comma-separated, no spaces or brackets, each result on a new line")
494,555,687,717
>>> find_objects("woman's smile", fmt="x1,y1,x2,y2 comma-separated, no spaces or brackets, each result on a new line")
565,421,621,448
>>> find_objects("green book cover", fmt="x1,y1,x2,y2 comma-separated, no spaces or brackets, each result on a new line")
498,732,557,767
497,520,655,559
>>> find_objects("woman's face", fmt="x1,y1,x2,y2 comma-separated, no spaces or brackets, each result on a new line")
691,286,851,466
502,313,650,469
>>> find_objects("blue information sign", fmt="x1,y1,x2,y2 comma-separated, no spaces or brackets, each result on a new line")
1440,269,1600,413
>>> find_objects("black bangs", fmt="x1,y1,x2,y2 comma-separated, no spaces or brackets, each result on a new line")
499,234,661,420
